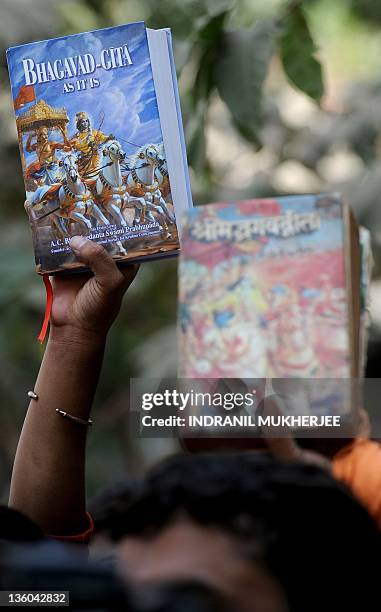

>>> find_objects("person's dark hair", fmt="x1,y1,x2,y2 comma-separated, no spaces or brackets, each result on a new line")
0,506,43,542
109,452,380,611
88,477,138,536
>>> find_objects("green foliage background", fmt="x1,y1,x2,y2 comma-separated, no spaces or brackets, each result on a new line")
1,0,381,500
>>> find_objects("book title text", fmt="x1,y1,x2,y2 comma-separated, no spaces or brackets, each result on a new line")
21,44,133,94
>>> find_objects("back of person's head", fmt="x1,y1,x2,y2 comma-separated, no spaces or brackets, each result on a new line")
0,506,43,543
88,477,138,536
110,452,379,611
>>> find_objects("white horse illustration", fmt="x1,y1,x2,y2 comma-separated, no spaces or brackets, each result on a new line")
27,153,127,254
124,144,175,231
153,143,171,199
94,139,146,227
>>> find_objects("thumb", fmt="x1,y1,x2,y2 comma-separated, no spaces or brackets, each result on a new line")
259,394,302,461
70,236,124,290
260,394,331,470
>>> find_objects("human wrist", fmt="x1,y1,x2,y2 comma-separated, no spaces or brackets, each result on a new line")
48,324,107,352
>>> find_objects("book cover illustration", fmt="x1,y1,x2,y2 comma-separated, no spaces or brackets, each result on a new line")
179,195,351,382
7,22,179,274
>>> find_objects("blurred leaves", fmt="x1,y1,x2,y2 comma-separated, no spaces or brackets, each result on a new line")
144,0,324,173
280,3,324,102
215,22,276,144
57,1,102,31
186,102,208,174
347,0,381,26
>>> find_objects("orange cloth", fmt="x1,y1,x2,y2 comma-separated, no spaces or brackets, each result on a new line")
333,438,381,529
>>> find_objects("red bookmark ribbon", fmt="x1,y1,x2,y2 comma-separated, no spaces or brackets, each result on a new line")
38,275,53,343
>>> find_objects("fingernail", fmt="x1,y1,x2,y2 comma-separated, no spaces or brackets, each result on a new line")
70,236,88,252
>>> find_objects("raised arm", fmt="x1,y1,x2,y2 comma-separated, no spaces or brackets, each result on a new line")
9,236,138,536
25,134,37,153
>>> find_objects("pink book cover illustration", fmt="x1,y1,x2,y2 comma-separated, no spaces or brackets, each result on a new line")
179,194,350,382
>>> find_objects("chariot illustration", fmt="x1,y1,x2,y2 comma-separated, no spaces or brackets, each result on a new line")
16,99,69,190
19,99,176,253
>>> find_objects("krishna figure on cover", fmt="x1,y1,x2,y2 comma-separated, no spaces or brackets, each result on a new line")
70,111,114,176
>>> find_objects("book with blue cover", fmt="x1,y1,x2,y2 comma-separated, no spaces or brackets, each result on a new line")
7,22,192,274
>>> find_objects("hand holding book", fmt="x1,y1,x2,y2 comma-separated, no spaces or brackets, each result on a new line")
49,236,138,346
